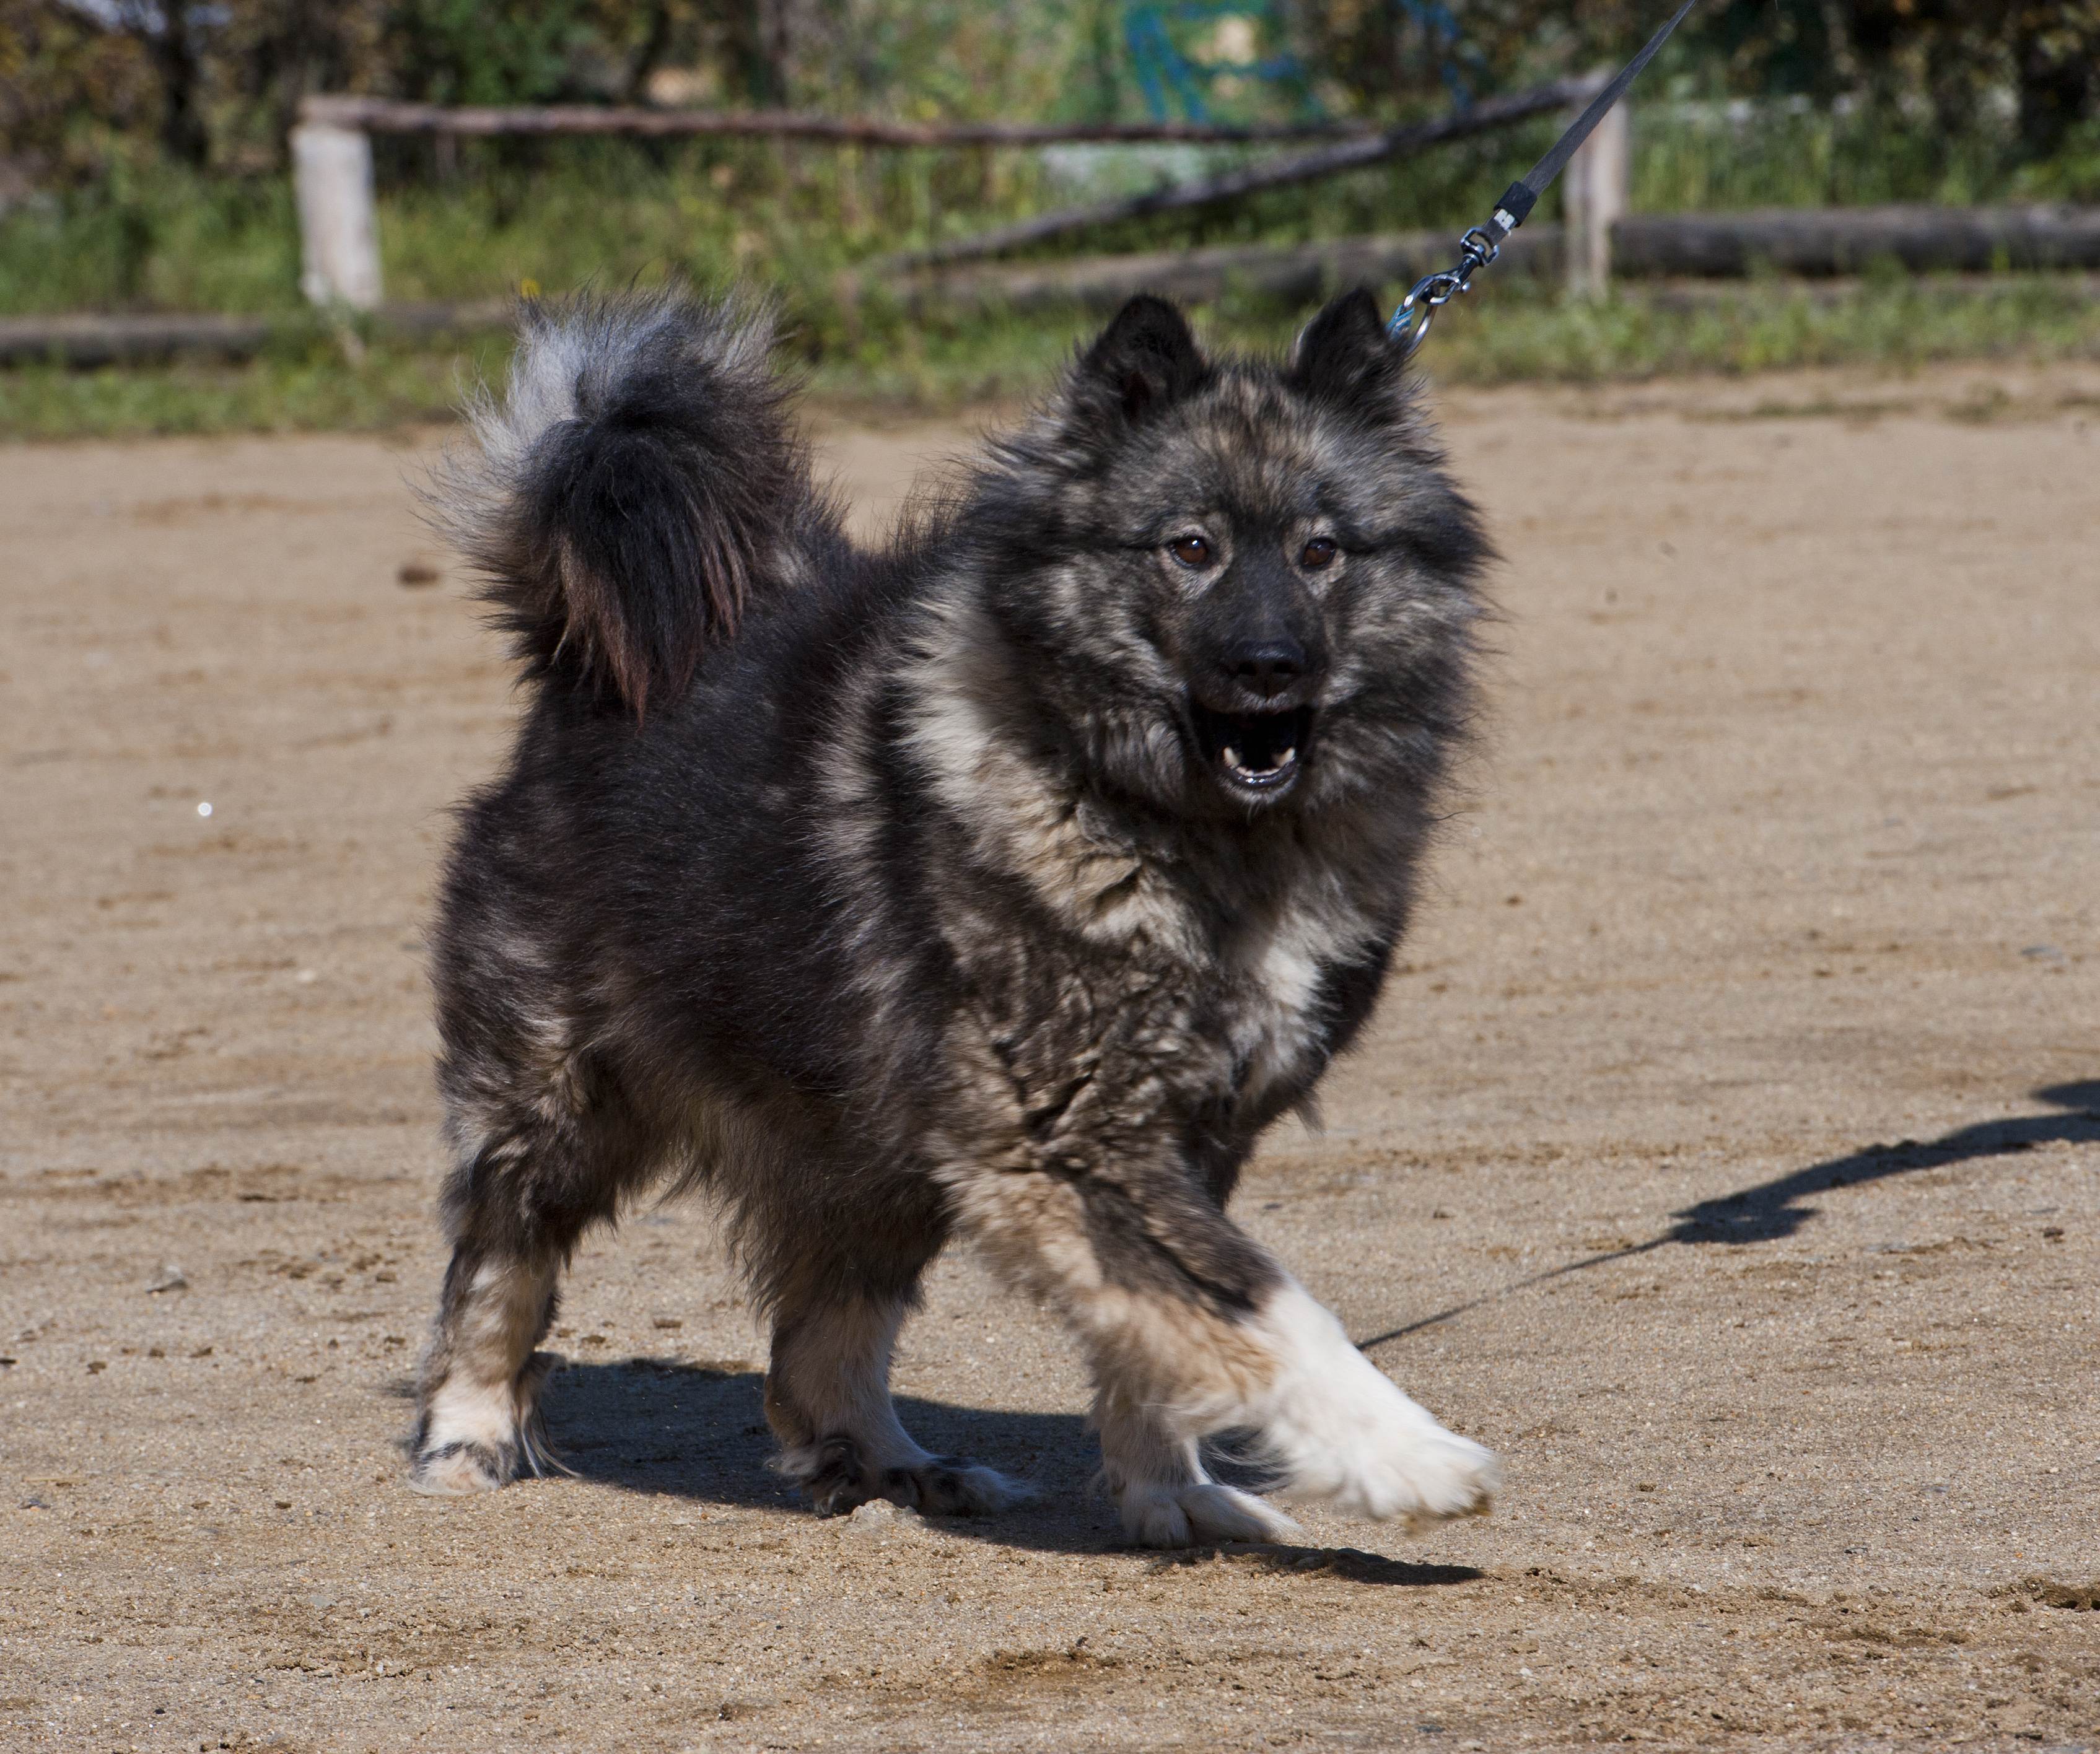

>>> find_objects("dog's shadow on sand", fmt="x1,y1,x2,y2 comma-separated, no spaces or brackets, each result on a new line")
538,1358,1480,1581
541,1359,1071,1522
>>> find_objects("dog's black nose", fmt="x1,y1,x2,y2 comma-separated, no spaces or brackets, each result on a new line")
1226,640,1305,698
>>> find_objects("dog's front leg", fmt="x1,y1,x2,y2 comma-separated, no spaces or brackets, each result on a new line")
1229,1270,1502,1527
946,1154,1498,1546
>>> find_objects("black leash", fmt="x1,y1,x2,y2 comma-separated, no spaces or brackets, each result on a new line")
1388,0,1698,356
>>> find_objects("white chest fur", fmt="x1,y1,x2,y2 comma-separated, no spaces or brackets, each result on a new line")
1228,882,1376,1109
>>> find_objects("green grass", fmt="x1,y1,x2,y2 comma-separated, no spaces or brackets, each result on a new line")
6,275,2094,441
817,274,2100,408
0,171,303,316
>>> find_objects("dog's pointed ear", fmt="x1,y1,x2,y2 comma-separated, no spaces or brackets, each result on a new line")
1290,287,1406,408
1073,295,1207,423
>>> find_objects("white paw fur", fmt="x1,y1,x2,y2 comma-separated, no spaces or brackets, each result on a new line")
1244,1278,1499,1525
406,1441,509,1497
409,1352,563,1495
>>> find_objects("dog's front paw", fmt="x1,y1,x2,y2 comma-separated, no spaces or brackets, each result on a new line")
1254,1280,1500,1527
1115,1478,1299,1549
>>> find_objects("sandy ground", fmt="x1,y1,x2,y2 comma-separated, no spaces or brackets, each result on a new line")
3,359,2098,1753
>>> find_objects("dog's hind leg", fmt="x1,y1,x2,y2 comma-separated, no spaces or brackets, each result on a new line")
764,1291,1028,1517
750,1200,1030,1518
1094,1383,1298,1548
409,1059,655,1496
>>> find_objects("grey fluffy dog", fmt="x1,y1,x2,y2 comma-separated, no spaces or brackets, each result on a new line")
408,286,1499,1546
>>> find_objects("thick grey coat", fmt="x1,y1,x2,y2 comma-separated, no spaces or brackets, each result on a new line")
408,287,1500,1546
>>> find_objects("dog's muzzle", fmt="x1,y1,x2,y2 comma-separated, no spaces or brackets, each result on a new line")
1190,701,1315,798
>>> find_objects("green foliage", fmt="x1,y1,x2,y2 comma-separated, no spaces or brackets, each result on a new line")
0,166,298,313
8,1,2099,186
1284,2,2100,164
1629,104,2036,213
381,0,605,106
1415,272,2100,383
3,1,2098,441
2008,118,2100,201
6,100,2097,327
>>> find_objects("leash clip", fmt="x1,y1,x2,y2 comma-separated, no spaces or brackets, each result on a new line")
1388,225,1501,358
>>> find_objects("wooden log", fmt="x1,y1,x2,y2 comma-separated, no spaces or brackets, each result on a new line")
883,77,1604,272
1611,204,2100,277
0,302,509,369
0,312,274,368
904,211,2100,314
300,95,1383,146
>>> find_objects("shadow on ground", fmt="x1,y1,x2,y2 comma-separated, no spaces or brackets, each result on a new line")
1360,1080,2099,1348
1669,1078,2100,1246
541,1358,1078,1524
537,1356,1484,1580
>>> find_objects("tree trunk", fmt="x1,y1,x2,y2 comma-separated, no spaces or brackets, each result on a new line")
622,0,678,107
146,2,211,168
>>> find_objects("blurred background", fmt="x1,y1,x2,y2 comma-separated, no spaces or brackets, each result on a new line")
2,0,2098,432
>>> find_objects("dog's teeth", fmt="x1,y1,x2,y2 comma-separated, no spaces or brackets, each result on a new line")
1221,746,1241,769
1277,747,1296,766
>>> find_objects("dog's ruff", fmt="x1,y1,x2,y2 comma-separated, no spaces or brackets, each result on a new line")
406,287,1497,1544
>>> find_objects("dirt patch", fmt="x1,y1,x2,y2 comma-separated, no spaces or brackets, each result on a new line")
2001,1578,2100,1613
2,364,2096,1751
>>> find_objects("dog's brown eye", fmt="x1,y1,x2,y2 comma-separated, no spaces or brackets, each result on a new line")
1300,536,1338,570
1170,534,1212,568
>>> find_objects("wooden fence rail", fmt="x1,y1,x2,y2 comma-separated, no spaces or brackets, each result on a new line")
298,94,1387,146
291,77,1607,311
1614,203,2100,276
878,76,1604,273
904,209,2100,315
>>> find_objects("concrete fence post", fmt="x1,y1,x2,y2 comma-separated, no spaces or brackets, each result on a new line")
291,124,383,310
1562,95,1630,298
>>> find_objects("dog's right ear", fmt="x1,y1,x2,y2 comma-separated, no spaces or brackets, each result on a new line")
1289,286,1405,409
1069,295,1208,424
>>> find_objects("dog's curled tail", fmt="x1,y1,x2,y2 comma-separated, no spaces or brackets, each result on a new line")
430,290,807,715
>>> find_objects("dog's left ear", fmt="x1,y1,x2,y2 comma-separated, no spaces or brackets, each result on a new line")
1290,287,1406,410
1072,294,1209,424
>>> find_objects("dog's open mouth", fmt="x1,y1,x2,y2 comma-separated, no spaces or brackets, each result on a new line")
1190,703,1313,796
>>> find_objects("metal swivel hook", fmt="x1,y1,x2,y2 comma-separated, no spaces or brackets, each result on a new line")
1388,226,1500,357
